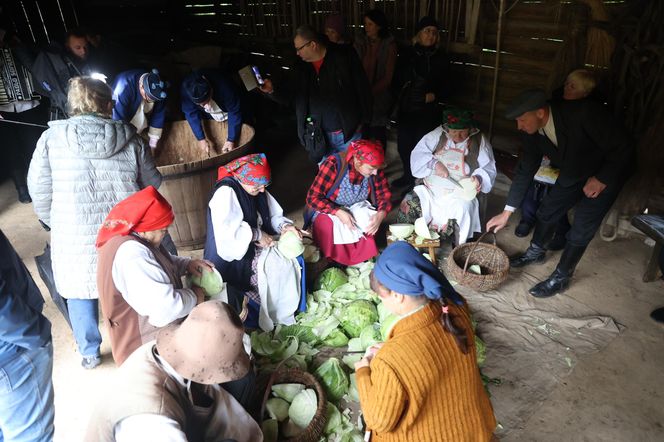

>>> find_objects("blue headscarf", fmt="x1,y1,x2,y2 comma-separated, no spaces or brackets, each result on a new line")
374,242,463,305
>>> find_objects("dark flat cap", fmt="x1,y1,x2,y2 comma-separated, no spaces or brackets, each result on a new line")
505,89,548,119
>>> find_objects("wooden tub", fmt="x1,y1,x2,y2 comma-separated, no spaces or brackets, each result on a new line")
155,120,255,250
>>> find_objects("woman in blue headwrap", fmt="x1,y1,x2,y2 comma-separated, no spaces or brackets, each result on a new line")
355,242,496,441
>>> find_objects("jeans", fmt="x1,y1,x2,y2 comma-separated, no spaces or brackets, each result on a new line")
0,342,54,442
324,130,361,156
67,298,102,358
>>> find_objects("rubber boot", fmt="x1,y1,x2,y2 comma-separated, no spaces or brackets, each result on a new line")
529,244,587,298
509,242,546,267
11,169,32,204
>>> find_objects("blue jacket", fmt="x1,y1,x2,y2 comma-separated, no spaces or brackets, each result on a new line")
111,69,166,130
0,230,52,366
181,69,242,142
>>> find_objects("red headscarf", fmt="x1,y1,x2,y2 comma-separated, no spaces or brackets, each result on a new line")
346,139,385,167
217,153,271,187
96,186,174,248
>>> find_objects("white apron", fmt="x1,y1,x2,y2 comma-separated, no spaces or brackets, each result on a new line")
414,143,481,244
255,246,301,331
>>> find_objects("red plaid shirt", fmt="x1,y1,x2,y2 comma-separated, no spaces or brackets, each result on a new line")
306,154,392,214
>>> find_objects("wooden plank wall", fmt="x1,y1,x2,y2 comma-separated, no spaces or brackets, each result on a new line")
19,0,628,148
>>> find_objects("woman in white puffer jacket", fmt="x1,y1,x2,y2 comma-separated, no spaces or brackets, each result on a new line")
28,76,162,369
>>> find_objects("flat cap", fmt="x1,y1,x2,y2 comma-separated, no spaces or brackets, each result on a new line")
505,89,548,119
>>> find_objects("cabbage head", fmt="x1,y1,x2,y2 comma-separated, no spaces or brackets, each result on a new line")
314,358,349,402
188,267,224,296
475,335,486,367
338,300,378,338
359,324,381,350
271,383,305,402
324,402,342,435
322,329,349,347
316,267,348,292
379,313,399,340
265,398,290,421
288,388,318,428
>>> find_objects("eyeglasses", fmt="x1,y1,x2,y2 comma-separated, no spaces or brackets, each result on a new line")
295,40,312,53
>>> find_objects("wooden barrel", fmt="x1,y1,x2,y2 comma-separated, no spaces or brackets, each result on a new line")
155,120,255,250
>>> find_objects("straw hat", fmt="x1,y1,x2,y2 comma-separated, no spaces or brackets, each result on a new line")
156,301,250,384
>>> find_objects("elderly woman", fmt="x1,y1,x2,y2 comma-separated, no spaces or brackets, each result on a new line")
204,153,302,330
28,76,161,369
392,16,450,187
355,242,496,441
305,139,392,266
96,186,212,366
397,108,496,244
354,9,397,147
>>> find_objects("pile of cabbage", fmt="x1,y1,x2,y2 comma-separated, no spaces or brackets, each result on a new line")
251,261,489,441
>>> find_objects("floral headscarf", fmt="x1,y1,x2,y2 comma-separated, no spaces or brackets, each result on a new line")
346,139,385,167
443,107,475,130
96,186,174,248
217,153,271,187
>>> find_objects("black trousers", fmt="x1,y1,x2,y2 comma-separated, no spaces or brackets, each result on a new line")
533,178,624,248
0,103,48,187
396,113,438,180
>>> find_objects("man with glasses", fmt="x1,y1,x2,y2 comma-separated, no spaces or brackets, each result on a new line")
260,24,372,162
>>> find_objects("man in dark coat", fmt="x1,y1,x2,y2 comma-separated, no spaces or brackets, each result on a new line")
260,24,372,162
487,89,632,298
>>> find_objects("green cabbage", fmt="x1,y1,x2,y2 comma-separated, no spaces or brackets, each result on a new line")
261,418,278,442
275,324,318,344
316,267,348,292
314,358,349,402
475,335,486,367
347,373,359,402
251,332,298,362
380,313,399,340
347,338,364,352
359,324,381,350
288,388,318,428
188,267,224,296
321,329,349,347
324,402,342,435
265,397,290,421
342,353,362,370
271,383,305,402
338,300,378,338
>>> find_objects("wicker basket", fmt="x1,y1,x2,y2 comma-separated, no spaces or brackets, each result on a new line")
260,367,328,442
447,232,509,292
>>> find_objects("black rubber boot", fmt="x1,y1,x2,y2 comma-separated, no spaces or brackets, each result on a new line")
529,244,586,298
650,307,664,324
514,221,533,238
546,232,567,251
11,169,32,204
510,242,546,268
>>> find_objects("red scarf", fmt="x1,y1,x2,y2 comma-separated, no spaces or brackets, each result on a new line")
96,186,174,248
346,139,385,167
217,153,271,186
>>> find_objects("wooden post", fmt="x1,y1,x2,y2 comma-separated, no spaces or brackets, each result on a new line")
488,0,506,141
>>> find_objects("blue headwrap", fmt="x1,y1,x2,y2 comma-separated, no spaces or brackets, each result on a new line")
374,242,463,305
142,68,168,101
183,72,211,104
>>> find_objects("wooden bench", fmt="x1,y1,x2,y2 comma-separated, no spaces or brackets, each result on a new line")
631,214,664,282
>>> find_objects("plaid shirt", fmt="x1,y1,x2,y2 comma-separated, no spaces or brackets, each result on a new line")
306,155,392,214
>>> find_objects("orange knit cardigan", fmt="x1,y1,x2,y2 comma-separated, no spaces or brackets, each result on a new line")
356,301,496,441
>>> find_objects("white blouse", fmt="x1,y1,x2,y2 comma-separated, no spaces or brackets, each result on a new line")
209,186,292,261
111,240,197,328
410,126,497,194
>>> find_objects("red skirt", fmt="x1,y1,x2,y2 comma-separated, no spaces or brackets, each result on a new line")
312,214,378,266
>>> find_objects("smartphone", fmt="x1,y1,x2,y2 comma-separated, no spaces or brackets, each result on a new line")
251,66,265,85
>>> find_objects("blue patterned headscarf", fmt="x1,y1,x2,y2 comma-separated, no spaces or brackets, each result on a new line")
374,242,463,305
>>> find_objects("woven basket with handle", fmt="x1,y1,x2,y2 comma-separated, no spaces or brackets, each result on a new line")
260,367,327,442
446,232,509,292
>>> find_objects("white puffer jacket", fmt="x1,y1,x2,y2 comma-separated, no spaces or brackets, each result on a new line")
28,115,162,299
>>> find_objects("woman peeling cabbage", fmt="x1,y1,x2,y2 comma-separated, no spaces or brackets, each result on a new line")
204,153,303,330
355,242,497,441
96,187,212,366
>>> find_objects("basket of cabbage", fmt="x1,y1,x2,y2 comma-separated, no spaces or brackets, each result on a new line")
260,368,327,442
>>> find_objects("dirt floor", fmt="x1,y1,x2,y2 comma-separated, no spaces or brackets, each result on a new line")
1,135,663,441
